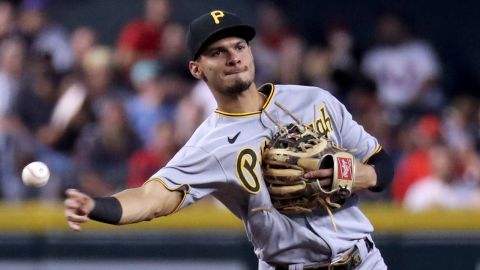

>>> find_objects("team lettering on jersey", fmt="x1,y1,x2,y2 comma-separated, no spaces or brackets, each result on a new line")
307,104,333,139
235,147,261,194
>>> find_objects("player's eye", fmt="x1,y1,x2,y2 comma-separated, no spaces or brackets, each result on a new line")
236,43,246,50
211,50,223,57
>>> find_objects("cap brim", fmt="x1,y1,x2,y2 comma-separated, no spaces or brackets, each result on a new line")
193,24,256,60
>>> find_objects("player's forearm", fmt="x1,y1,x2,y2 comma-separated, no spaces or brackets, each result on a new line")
113,187,160,224
353,162,377,191
353,149,394,192
113,184,182,224
89,181,183,225
364,149,394,192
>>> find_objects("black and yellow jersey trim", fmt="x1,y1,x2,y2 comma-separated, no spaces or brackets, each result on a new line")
143,178,191,214
214,83,275,117
363,145,383,163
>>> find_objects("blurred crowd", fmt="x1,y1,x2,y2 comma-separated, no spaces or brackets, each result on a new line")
0,0,479,212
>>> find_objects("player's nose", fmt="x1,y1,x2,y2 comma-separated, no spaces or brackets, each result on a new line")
227,51,241,66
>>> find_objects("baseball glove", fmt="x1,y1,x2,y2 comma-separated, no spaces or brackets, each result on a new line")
262,123,356,218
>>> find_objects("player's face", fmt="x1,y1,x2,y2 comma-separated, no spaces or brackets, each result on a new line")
190,37,255,95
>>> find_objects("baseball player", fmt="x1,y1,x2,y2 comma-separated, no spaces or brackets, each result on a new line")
65,10,394,270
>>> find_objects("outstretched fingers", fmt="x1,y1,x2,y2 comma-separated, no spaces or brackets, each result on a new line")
64,207,89,231
66,189,89,202
304,168,333,179
64,189,92,231
304,168,333,188
67,221,82,232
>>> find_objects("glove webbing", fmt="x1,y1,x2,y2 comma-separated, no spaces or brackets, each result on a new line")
262,102,348,231
315,180,338,231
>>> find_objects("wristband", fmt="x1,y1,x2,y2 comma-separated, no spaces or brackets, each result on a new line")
88,197,123,224
366,149,394,192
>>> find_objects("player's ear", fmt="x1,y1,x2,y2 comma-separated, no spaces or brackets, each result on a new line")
189,61,203,80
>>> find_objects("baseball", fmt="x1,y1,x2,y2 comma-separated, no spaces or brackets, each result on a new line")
21,161,50,188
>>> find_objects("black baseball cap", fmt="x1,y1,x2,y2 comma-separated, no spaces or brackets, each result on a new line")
187,10,256,60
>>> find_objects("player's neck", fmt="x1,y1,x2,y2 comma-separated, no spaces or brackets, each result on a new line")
215,83,266,113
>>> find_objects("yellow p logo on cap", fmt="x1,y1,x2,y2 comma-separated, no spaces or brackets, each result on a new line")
210,10,224,24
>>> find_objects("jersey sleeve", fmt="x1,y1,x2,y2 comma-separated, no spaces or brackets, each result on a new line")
147,145,228,210
325,92,381,162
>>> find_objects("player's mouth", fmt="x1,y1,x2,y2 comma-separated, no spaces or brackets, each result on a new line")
224,66,248,76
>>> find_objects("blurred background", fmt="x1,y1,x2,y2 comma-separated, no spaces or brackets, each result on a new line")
0,0,479,269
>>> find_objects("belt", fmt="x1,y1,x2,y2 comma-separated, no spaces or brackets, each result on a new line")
276,238,373,270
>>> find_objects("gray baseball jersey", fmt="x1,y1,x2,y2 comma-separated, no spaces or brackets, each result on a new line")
150,84,384,269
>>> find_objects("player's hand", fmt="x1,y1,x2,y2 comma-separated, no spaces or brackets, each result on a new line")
304,168,333,188
304,162,377,191
64,189,95,231
351,162,377,191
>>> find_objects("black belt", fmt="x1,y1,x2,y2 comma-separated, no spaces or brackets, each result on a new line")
276,238,373,270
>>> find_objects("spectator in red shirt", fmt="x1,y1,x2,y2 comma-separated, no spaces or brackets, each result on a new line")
392,114,442,202
115,0,171,73
126,121,178,188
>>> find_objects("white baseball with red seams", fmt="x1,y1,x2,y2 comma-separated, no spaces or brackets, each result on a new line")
21,161,50,187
